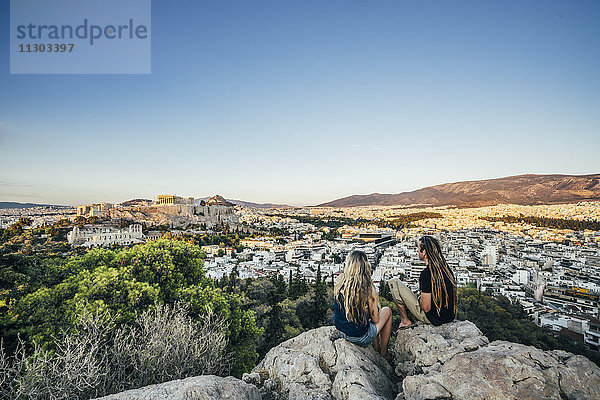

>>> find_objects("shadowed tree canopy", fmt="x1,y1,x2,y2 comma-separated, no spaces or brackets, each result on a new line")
1,240,261,376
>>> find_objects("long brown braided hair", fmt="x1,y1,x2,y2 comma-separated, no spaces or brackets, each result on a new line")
419,235,457,315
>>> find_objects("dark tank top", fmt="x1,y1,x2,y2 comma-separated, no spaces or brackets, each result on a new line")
334,292,368,337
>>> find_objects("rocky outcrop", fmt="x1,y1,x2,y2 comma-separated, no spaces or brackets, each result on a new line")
94,375,261,400
393,320,489,379
98,321,600,400
108,201,238,229
206,195,235,207
394,321,600,400
251,322,600,400
250,326,396,400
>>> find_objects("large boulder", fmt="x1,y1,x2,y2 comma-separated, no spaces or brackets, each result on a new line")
94,375,261,400
97,322,600,400
394,321,600,400
251,326,397,400
394,320,489,378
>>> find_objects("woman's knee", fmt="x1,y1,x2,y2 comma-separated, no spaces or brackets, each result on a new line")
381,306,392,320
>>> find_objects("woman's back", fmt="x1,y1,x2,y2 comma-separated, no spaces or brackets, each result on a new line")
334,291,369,337
334,250,394,358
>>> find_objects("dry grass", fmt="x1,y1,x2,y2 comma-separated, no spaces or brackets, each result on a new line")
0,303,231,399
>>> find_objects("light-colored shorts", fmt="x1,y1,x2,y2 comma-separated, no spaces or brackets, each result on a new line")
337,322,378,347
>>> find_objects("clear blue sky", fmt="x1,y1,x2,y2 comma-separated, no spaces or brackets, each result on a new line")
1,0,599,206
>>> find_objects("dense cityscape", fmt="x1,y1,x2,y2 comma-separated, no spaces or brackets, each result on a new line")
2,195,599,355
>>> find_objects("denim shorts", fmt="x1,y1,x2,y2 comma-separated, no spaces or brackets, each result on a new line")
338,322,378,347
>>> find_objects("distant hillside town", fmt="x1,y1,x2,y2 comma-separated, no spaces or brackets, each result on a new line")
67,194,238,247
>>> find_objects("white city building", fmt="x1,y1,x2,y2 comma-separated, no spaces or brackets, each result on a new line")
481,243,498,268
67,224,144,247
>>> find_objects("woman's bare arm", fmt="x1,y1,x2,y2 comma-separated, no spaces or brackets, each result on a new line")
368,285,381,323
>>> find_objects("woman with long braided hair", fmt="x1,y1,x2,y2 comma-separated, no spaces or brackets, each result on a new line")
334,250,393,359
388,235,457,328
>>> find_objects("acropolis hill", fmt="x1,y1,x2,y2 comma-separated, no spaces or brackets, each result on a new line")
79,194,238,228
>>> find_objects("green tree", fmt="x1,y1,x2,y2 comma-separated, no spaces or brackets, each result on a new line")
245,278,275,306
227,266,239,292
287,268,309,300
279,298,303,339
2,240,261,376
258,277,286,356
260,302,284,355
271,273,287,303
295,293,314,330
309,264,329,329
179,284,261,375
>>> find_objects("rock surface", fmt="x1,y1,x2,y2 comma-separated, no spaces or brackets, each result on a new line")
394,321,600,400
251,326,396,400
98,321,600,400
94,375,261,400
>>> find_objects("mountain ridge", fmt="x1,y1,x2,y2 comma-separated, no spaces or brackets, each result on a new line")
0,201,70,209
317,173,600,208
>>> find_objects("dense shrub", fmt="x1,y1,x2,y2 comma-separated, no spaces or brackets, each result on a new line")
1,240,260,376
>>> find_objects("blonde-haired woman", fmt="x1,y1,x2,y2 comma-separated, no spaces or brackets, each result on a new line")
334,250,393,359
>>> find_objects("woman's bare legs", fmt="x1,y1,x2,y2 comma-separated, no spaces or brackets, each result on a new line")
373,306,393,357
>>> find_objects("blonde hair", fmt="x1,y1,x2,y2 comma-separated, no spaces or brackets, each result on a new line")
419,236,457,315
334,250,375,325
